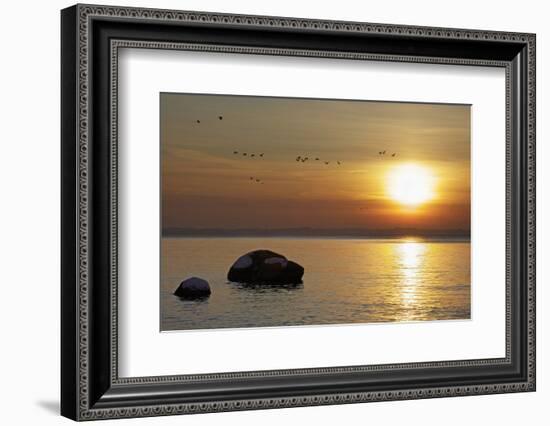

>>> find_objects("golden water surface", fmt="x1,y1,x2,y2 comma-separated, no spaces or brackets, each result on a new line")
160,238,470,331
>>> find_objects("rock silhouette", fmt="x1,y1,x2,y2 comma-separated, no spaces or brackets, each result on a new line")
174,277,211,299
227,250,304,285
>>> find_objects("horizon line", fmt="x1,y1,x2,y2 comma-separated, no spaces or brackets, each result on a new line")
162,227,471,239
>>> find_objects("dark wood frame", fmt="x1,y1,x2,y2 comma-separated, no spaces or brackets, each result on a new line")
61,4,536,421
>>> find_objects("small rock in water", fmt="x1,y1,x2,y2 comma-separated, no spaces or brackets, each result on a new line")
227,250,304,284
174,277,211,299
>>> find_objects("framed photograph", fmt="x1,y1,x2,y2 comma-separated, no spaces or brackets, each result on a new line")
61,4,536,421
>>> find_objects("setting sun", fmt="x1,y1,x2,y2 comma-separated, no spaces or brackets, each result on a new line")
387,164,436,207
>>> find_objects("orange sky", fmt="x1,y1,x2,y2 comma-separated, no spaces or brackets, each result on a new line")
161,93,470,234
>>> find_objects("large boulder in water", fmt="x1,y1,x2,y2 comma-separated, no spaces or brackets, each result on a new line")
227,250,304,284
174,277,211,299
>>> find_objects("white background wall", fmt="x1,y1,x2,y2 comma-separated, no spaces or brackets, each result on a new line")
0,0,546,424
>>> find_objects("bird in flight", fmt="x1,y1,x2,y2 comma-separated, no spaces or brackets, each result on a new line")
259,153,264,157
218,116,223,120
196,120,201,124
392,153,397,157
233,151,238,154
249,177,263,184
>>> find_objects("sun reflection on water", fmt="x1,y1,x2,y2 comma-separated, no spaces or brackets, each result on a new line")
397,241,426,319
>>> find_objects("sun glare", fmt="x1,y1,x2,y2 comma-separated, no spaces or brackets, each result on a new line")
387,163,436,207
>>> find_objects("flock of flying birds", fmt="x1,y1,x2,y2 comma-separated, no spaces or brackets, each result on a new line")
193,114,398,186
294,155,340,165
233,151,264,158
194,115,224,124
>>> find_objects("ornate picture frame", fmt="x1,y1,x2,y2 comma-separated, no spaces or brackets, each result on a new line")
61,4,535,421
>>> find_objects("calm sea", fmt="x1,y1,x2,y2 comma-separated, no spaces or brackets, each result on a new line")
160,237,470,331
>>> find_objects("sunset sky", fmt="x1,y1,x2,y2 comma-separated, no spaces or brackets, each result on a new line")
161,93,470,234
